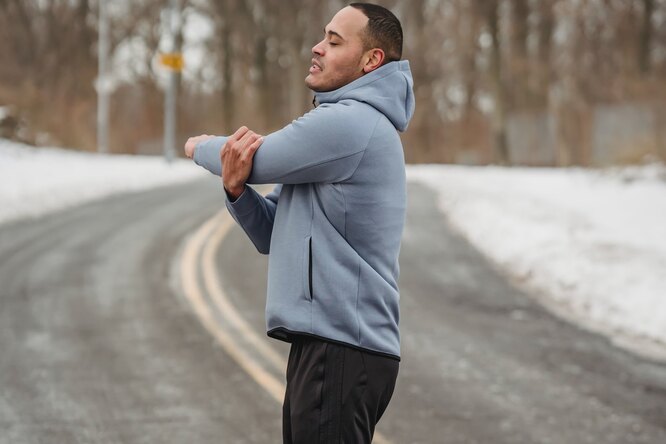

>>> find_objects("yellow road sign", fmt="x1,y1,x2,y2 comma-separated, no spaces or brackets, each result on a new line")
159,53,184,71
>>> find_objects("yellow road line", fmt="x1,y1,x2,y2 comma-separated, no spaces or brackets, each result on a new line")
180,212,285,402
180,209,391,444
201,214,287,373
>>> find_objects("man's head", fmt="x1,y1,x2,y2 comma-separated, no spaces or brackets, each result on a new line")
305,3,403,93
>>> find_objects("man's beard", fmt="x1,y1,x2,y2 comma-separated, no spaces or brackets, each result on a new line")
305,58,365,93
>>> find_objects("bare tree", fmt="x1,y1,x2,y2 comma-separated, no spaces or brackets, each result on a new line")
639,0,654,74
479,0,510,164
535,0,555,107
510,0,530,108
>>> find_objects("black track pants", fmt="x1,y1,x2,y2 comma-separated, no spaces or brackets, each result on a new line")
282,335,399,444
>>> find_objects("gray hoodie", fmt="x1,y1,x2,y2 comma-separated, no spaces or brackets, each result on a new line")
194,60,415,360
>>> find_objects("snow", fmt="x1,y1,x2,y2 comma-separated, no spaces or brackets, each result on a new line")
407,164,666,360
0,138,206,225
2,138,665,360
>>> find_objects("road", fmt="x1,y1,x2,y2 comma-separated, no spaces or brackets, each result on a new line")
0,179,664,443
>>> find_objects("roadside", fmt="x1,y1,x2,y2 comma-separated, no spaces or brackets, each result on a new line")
408,164,666,360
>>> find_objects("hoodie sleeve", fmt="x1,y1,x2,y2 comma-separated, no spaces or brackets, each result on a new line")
225,184,282,255
193,137,224,176
193,103,376,184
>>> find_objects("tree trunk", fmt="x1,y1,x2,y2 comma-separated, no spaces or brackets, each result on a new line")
639,0,653,74
254,31,272,130
486,0,510,164
222,19,234,134
537,0,554,107
288,37,308,120
510,0,529,108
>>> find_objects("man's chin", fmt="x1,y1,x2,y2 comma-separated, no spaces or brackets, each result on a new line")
305,77,334,93
305,75,322,92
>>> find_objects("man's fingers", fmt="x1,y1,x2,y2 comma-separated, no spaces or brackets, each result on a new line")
239,130,255,144
242,137,264,160
227,127,262,160
230,126,249,142
250,136,264,152
232,130,250,148
237,131,261,151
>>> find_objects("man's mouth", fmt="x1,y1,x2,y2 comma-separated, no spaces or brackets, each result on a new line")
309,59,322,74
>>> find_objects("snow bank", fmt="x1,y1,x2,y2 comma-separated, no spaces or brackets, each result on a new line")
407,163,666,358
0,139,206,225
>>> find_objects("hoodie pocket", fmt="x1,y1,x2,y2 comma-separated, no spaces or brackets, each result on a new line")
302,236,313,301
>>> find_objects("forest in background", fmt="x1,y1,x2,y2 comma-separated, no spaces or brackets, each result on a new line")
0,0,665,165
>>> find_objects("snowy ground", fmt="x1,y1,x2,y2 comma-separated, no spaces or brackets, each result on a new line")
1,138,665,359
408,164,666,360
0,139,206,225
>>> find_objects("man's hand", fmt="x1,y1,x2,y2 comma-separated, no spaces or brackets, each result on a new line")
222,126,264,200
184,134,215,159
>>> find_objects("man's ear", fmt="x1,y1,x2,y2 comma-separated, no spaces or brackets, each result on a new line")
362,48,385,73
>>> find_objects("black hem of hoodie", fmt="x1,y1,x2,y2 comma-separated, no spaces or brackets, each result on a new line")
267,327,401,362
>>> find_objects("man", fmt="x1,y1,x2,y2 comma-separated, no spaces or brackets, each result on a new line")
184,3,414,443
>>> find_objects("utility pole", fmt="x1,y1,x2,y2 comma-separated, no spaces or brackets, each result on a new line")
162,0,183,163
97,0,110,154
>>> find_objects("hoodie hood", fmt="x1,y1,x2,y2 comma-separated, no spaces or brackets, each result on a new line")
314,60,415,132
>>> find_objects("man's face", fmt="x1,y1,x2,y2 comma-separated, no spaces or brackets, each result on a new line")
305,7,369,93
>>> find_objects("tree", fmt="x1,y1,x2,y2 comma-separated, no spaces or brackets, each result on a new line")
639,0,654,74
479,0,510,164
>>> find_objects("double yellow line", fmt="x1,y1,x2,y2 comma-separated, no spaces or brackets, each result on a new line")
179,209,390,444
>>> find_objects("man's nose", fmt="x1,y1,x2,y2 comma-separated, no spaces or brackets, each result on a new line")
312,39,325,56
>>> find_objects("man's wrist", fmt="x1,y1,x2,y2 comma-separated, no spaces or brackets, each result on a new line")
224,184,246,202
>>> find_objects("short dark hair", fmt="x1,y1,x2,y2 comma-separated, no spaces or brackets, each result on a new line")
349,3,403,64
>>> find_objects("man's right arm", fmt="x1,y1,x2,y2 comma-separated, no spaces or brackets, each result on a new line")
225,184,281,255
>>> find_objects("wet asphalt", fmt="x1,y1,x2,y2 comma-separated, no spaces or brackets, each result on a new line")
0,179,664,443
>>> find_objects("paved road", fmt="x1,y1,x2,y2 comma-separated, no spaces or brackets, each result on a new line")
1,180,665,443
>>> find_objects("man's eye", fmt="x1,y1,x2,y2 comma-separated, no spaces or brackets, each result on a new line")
330,42,339,46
